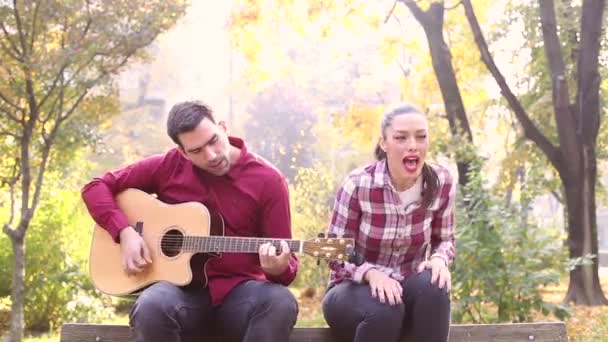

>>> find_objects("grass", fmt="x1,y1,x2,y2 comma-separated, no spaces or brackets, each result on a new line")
537,268,608,342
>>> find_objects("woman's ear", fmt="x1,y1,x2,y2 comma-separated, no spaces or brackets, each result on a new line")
378,136,387,152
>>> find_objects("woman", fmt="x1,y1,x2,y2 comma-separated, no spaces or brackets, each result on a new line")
323,104,456,342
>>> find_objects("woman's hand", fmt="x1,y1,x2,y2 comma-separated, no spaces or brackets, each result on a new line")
417,256,451,292
364,269,403,306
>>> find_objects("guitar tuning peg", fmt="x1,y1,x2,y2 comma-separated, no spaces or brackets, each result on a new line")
316,258,321,266
328,233,337,238
318,233,325,238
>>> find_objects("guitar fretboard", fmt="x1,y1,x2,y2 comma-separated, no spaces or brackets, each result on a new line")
182,236,303,253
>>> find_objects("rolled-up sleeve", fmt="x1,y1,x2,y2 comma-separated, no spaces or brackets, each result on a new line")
328,177,388,284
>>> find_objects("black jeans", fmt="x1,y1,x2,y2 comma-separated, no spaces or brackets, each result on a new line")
322,270,450,342
129,280,298,342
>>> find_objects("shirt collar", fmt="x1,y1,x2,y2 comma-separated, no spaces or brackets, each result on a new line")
373,159,393,189
225,136,248,179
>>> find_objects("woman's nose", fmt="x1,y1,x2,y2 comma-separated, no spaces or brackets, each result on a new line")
405,137,417,151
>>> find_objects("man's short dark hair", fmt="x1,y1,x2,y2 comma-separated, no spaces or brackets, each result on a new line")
166,101,216,147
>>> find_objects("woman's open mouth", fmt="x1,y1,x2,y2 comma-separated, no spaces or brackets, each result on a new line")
402,156,419,173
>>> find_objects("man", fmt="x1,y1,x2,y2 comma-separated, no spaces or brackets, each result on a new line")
81,100,298,342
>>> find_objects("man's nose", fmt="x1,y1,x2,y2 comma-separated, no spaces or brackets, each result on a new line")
204,148,216,160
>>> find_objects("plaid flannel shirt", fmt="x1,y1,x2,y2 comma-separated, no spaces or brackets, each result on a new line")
328,160,456,285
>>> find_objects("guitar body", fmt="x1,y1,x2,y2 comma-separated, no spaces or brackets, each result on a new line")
89,189,223,296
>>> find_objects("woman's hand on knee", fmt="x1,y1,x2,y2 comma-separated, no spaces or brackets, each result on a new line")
363,269,403,306
417,257,451,292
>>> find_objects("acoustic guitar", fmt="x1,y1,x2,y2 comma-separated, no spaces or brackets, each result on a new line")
89,188,354,296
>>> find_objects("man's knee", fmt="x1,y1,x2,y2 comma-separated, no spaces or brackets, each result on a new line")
257,283,298,321
130,282,181,323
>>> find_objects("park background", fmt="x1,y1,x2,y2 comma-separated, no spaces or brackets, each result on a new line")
1,0,607,341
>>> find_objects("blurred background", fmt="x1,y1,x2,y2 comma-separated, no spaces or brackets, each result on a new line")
1,0,607,340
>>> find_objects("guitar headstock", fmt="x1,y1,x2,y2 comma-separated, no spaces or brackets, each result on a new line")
302,237,355,261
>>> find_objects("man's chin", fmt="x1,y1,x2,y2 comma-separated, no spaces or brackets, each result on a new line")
207,165,230,176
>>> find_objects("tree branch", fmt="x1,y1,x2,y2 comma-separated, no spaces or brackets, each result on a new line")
28,0,41,52
0,34,23,62
0,129,19,139
551,189,564,204
0,102,21,123
0,20,23,59
0,89,23,113
400,0,427,24
539,0,568,82
12,0,28,56
27,127,56,234
461,0,562,169
59,86,90,122
538,0,579,165
36,60,71,110
577,0,605,145
2,159,20,238
445,1,463,11
384,0,398,23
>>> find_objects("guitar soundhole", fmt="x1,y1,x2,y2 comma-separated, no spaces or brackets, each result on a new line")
160,229,184,257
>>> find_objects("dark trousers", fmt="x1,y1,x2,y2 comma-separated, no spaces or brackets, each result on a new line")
322,270,450,342
130,280,298,342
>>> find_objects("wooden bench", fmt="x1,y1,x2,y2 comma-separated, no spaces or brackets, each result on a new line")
61,322,568,341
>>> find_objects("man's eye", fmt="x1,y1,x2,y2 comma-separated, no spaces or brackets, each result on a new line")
417,135,427,139
395,136,405,140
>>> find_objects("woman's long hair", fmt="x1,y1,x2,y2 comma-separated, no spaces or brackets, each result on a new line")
374,104,439,208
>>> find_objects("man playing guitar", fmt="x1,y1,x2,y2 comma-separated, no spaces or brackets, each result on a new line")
81,100,298,342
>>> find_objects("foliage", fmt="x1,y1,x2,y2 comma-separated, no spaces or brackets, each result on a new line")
0,178,113,332
0,1,188,338
0,0,188,205
245,83,317,180
289,166,336,291
452,158,569,323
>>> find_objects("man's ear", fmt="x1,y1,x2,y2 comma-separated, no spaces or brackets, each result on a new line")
218,120,228,133
177,145,187,158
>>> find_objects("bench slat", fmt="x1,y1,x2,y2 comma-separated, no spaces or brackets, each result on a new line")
60,322,568,341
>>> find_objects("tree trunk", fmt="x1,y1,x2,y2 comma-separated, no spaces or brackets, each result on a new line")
8,232,25,342
401,1,474,188
462,0,607,305
562,145,608,305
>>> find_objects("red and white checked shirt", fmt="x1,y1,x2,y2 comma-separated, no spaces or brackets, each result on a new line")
328,160,456,285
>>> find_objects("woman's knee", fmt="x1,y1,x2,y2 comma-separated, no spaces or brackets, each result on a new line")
323,282,404,326
404,270,450,304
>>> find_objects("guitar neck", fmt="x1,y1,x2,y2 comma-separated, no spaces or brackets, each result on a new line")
183,236,302,254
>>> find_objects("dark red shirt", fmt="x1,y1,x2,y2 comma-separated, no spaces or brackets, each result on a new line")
81,137,298,305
